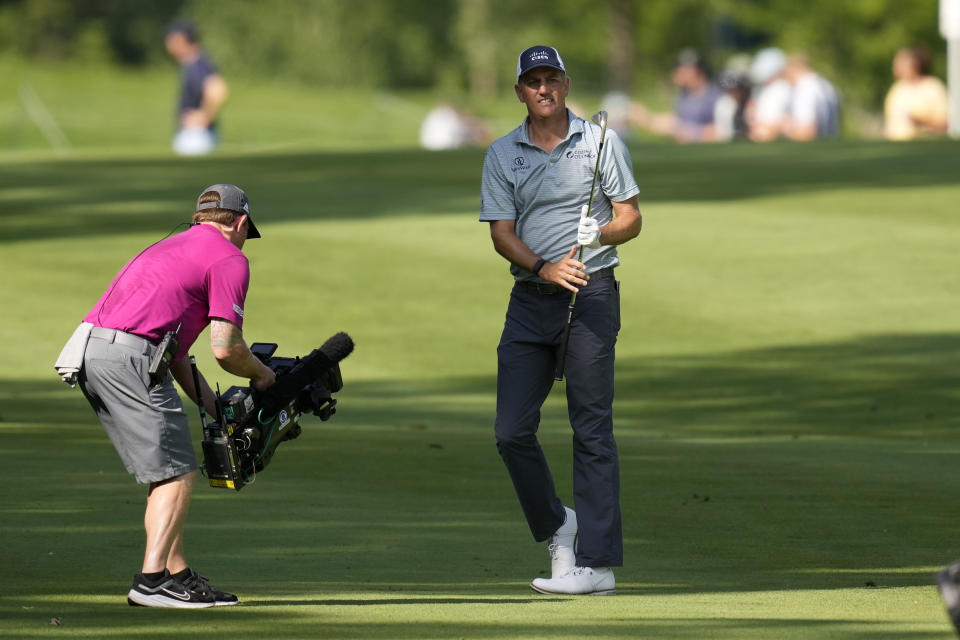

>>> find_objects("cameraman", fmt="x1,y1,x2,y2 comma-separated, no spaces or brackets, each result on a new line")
73,184,275,608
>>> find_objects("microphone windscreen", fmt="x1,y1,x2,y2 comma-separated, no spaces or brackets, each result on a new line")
319,332,354,363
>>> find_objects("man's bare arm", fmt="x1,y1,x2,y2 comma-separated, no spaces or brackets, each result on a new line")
209,318,275,390
201,74,228,122
786,121,817,141
170,357,218,415
181,74,228,129
597,196,642,246
489,220,588,293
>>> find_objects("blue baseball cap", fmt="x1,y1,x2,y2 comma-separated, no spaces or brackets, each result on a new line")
516,45,566,80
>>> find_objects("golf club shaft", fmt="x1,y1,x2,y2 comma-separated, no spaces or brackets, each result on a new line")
555,113,607,381
554,301,576,381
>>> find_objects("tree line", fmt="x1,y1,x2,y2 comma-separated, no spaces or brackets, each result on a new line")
0,0,945,108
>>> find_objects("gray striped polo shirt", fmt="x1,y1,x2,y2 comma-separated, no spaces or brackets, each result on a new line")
480,110,640,282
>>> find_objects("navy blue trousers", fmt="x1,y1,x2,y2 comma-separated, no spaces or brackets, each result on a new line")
495,271,623,567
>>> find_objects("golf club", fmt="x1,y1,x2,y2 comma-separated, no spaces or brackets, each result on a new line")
555,110,608,381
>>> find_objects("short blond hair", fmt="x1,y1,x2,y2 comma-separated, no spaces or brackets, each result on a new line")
192,190,241,225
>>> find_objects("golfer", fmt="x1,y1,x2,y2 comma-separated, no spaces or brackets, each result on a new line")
61,184,274,607
480,45,642,595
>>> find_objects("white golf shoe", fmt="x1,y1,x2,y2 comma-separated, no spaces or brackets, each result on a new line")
530,566,616,596
547,506,577,579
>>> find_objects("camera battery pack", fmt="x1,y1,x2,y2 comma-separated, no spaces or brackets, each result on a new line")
201,435,243,490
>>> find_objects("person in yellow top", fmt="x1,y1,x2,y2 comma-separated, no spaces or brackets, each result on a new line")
884,46,948,141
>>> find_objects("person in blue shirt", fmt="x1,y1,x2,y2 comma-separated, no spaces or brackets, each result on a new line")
630,48,724,143
164,20,229,156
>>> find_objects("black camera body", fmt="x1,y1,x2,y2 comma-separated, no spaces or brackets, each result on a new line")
201,338,349,491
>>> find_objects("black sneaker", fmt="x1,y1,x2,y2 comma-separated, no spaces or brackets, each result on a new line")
180,568,239,606
127,571,216,608
937,561,960,634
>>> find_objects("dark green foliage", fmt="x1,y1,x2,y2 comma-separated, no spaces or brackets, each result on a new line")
0,0,946,105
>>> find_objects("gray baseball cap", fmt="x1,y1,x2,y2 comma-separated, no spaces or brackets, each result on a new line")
196,183,261,239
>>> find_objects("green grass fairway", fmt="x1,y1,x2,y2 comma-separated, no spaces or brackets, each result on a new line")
1,139,959,639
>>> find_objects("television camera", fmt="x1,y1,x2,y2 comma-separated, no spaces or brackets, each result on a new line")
193,331,354,491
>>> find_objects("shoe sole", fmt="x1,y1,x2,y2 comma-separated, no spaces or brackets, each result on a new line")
129,597,238,607
127,589,215,609
529,582,616,596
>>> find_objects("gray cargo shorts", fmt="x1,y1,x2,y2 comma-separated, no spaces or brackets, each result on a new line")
78,327,197,484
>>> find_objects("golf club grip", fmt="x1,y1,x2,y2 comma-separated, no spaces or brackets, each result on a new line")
554,304,575,381
569,246,584,306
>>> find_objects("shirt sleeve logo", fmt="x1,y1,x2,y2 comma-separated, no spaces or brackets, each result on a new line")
233,304,245,318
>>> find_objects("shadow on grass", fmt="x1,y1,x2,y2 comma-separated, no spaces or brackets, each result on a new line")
615,331,960,439
1,331,958,605
6,332,958,435
334,331,960,445
2,140,959,244
248,596,563,606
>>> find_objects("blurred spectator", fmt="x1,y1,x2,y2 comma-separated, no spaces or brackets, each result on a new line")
748,47,791,142
602,91,632,139
883,46,948,140
419,102,490,150
783,53,840,141
938,560,960,636
165,20,228,156
630,48,724,143
714,55,753,141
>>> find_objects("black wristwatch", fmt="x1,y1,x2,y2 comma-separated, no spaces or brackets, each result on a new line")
532,258,547,276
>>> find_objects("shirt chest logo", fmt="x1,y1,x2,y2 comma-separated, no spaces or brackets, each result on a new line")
565,149,595,160
511,156,530,172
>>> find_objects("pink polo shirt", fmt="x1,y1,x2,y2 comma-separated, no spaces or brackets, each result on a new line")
84,224,250,361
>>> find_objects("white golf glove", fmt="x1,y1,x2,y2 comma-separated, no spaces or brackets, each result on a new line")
577,205,602,248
